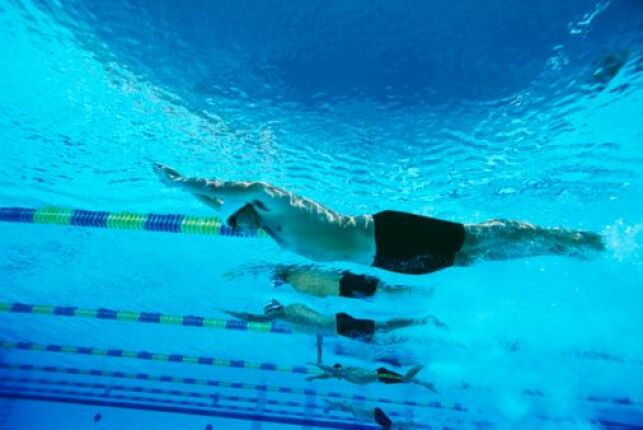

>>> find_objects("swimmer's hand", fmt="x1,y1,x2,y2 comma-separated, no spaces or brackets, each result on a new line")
153,163,182,185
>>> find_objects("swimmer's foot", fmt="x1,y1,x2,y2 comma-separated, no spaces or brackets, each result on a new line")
416,380,438,393
422,315,449,330
153,162,182,185
549,228,605,258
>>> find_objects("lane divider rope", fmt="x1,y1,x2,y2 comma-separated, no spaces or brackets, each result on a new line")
0,376,331,413
0,206,268,238
0,340,315,375
2,375,446,427
0,302,292,335
0,362,459,411
0,387,381,430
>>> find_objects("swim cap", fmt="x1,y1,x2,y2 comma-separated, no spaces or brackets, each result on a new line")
373,407,393,430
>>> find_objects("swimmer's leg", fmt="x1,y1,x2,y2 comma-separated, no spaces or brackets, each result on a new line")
456,219,604,264
402,365,438,392
412,379,438,393
376,315,447,334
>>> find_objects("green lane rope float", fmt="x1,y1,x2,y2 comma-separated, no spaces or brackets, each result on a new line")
0,207,268,238
0,362,460,412
0,340,315,375
0,302,292,335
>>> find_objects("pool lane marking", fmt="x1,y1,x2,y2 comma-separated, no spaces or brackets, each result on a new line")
0,206,268,238
0,302,293,335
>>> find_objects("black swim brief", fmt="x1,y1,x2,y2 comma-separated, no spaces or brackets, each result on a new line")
376,367,404,384
335,312,376,341
338,271,378,298
372,210,465,274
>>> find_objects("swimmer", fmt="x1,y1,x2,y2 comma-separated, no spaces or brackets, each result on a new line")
324,401,416,430
223,300,446,342
271,265,413,298
308,362,437,392
155,163,604,274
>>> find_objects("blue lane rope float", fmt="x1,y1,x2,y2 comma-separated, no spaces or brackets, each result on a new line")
0,206,268,238
0,340,315,375
0,362,461,412
0,388,382,430
0,302,292,335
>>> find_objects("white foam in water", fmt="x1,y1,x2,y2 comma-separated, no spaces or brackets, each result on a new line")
604,220,643,264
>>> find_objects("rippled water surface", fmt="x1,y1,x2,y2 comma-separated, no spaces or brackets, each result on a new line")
1,0,642,429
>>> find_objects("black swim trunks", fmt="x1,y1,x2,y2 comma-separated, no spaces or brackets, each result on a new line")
372,210,465,274
338,271,378,298
335,312,376,341
376,367,404,384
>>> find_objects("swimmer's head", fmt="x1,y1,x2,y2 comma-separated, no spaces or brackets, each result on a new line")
373,407,393,430
332,363,343,370
227,204,261,234
263,299,284,317
271,266,290,288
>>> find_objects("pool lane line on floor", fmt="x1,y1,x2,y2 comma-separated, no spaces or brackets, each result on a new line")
0,388,383,430
0,206,268,238
0,302,293,335
0,362,463,412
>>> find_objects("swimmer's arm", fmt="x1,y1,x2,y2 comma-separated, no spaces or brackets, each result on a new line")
154,163,262,201
305,373,336,382
223,310,274,323
154,163,341,217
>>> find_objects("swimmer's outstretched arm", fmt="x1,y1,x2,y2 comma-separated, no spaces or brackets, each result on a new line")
154,163,261,203
305,372,336,382
154,163,345,218
306,363,341,382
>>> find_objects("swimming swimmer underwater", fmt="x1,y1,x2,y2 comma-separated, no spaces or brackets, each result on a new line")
323,402,417,430
271,265,413,298
307,362,437,392
154,163,604,274
223,299,446,342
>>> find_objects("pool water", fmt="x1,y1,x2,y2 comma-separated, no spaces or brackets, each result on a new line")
0,1,642,429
